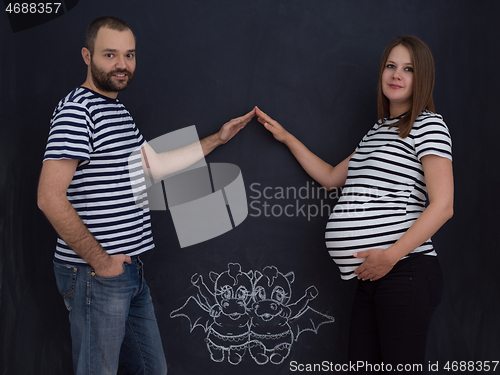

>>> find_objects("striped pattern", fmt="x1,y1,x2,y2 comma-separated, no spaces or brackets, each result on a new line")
44,87,154,265
325,111,452,280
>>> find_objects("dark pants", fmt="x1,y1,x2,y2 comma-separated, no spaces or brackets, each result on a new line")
348,253,443,374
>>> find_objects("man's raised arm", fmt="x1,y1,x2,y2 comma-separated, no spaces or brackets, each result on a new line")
141,108,255,180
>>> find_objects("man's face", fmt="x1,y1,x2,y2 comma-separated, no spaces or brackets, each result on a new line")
89,27,136,95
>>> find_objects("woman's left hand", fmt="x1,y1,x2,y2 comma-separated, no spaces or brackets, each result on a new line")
353,248,397,281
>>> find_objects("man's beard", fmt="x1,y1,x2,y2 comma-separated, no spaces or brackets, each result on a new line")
90,58,134,94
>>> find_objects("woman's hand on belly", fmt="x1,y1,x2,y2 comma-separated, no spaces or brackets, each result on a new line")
353,248,398,281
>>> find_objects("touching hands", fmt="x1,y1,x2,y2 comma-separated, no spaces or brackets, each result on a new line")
353,248,398,281
216,106,289,145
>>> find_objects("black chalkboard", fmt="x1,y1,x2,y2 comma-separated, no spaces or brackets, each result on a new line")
1,1,499,374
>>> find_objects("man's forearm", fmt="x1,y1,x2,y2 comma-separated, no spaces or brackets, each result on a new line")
142,109,253,180
142,132,223,181
142,141,206,180
40,196,110,269
200,132,223,156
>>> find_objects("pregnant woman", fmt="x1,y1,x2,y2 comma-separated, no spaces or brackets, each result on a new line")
256,35,453,374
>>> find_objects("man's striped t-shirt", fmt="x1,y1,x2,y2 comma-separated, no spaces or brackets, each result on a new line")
325,111,452,280
43,87,154,265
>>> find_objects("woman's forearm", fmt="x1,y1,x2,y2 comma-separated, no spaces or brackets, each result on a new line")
283,134,353,190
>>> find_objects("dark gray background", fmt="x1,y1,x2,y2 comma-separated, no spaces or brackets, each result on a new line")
1,1,499,374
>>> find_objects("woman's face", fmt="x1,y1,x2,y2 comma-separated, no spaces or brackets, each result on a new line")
382,44,414,116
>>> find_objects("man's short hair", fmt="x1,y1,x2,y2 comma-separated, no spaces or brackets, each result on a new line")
85,16,133,55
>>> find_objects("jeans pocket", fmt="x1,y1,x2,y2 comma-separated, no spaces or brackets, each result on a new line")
54,262,78,311
94,264,126,281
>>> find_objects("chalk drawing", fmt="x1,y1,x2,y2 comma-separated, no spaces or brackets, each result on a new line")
170,263,335,365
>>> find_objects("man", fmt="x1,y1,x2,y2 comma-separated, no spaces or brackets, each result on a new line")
37,16,254,374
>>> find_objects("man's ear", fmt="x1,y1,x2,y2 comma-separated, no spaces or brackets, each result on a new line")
81,47,91,66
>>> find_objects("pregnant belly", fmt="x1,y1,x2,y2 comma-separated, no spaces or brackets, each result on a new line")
325,211,415,280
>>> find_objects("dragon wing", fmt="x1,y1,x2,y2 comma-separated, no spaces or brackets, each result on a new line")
289,307,335,342
170,294,213,333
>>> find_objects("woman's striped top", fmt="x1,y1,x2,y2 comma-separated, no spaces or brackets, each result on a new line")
43,87,154,265
325,111,452,280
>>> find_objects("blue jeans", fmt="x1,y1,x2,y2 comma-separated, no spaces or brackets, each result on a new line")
54,257,167,375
